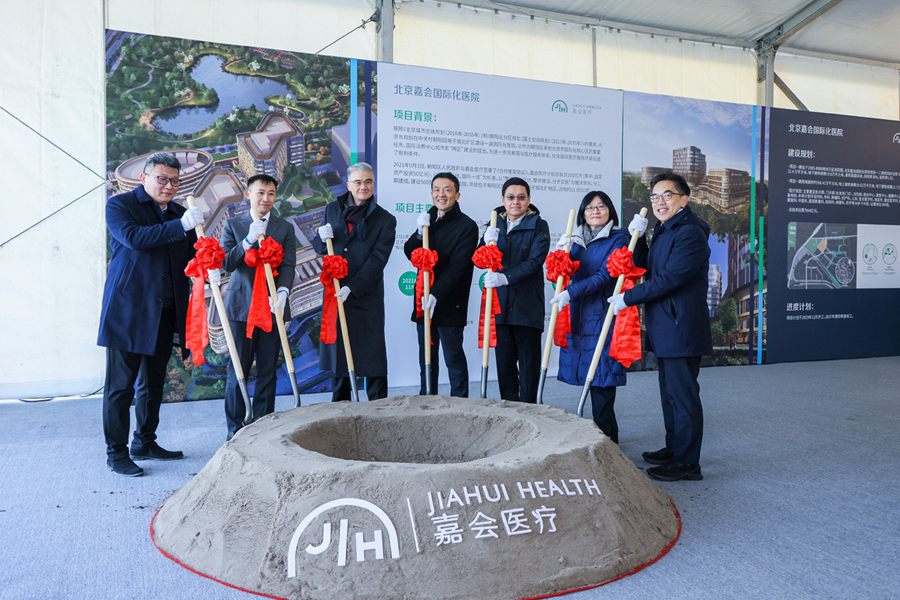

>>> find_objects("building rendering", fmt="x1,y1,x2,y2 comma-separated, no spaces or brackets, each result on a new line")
672,145,707,188
237,111,305,182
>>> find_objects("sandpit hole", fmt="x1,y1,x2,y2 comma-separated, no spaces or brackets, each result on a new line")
290,414,539,464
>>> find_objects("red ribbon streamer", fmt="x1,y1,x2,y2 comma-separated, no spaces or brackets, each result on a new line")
410,248,439,319
472,245,504,348
183,238,225,365
243,237,283,338
606,247,646,368
544,249,580,349
318,255,349,344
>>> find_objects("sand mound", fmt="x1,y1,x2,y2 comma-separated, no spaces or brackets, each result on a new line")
151,396,679,599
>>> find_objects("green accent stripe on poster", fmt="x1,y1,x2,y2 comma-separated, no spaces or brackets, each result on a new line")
350,59,358,165
757,215,765,365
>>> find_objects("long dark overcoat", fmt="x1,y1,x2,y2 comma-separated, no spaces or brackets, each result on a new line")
312,193,396,376
97,185,195,357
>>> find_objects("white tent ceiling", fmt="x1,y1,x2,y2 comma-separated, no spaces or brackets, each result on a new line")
406,0,900,68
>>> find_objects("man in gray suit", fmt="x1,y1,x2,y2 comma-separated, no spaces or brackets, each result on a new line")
219,174,296,439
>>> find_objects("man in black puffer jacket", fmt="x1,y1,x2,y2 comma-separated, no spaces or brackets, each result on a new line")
480,177,551,403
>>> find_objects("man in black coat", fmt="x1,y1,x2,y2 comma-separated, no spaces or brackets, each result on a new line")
481,177,551,403
403,172,479,397
610,172,712,482
97,152,205,476
219,174,296,440
313,162,396,401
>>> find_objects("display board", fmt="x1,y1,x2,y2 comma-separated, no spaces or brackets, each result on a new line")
766,108,900,362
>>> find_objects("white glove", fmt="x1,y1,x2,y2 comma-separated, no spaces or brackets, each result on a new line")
317,223,334,241
180,207,205,231
416,212,431,236
207,268,221,285
551,290,570,309
245,219,267,245
270,289,288,315
421,294,437,318
483,226,499,244
335,286,351,302
483,272,508,288
628,214,648,237
555,234,571,250
608,293,627,315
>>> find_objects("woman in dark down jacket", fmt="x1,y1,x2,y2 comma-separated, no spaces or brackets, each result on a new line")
552,191,629,442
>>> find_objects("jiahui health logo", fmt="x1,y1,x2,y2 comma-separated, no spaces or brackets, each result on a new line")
551,99,568,113
893,132,900,144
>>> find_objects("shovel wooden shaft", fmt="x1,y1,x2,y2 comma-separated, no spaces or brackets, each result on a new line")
325,237,357,401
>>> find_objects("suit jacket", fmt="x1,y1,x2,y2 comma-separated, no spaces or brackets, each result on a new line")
220,212,297,323
403,203,478,327
97,185,196,356
625,205,712,358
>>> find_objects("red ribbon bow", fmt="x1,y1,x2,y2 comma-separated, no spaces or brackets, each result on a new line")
410,248,439,319
472,245,504,348
544,249,581,349
243,237,283,338
183,238,225,365
319,255,349,344
605,247,646,367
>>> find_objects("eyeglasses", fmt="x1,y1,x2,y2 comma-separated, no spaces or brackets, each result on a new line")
649,191,685,204
147,174,181,187
504,194,528,203
349,178,374,187
584,204,608,213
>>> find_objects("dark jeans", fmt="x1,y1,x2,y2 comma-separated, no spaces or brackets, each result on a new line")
657,356,703,465
590,386,618,443
416,321,469,397
495,324,541,404
225,319,280,438
102,304,175,458
332,375,388,402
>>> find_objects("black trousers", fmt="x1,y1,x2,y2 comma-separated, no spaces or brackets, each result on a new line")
495,324,541,404
590,386,618,443
225,319,280,437
102,304,175,459
332,375,387,401
416,321,469,397
657,356,703,465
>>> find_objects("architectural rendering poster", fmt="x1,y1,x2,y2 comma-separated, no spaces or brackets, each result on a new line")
105,30,376,400
377,62,624,385
766,108,900,362
621,92,760,367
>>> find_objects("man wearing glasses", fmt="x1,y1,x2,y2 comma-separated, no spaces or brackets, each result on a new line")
314,162,396,401
609,172,712,482
98,152,206,476
481,176,551,403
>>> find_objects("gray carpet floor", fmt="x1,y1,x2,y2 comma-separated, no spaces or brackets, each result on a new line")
1,357,898,600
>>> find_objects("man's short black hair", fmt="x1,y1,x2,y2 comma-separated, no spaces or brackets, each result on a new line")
247,173,279,189
501,177,531,197
649,172,691,196
431,172,460,192
143,152,181,172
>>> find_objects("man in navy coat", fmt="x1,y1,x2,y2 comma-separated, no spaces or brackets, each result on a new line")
97,152,206,476
610,173,712,482
219,174,296,440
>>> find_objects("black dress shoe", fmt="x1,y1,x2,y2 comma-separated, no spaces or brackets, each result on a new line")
130,442,184,461
641,447,674,466
647,463,703,482
107,456,144,477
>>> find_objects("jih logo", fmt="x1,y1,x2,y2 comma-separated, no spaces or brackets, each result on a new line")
287,498,401,576
892,132,900,143
551,100,568,113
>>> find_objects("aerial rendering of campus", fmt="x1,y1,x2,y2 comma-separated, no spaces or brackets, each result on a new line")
105,30,377,400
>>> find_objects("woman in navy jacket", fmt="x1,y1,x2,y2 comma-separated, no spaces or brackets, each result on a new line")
552,191,629,441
